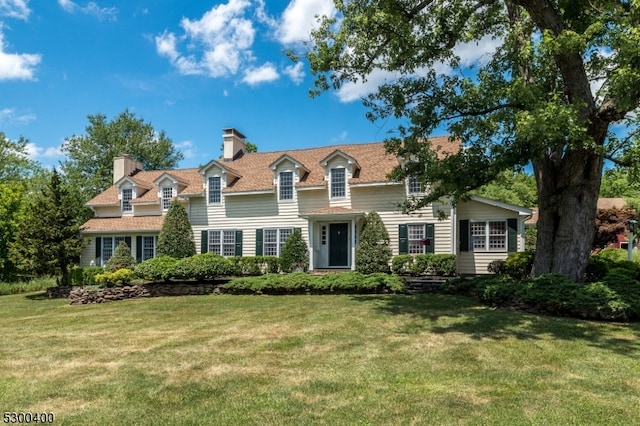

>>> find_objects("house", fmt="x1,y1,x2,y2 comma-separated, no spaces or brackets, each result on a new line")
80,128,532,275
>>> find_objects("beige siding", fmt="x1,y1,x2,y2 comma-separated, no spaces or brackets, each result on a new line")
135,204,161,216
80,237,96,267
457,200,525,275
94,206,121,217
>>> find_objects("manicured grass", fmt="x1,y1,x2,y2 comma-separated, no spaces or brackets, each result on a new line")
1,292,639,425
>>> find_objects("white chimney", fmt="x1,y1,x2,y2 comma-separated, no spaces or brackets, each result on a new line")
222,128,247,161
113,154,143,184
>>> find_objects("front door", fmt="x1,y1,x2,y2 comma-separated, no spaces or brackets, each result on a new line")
329,223,349,267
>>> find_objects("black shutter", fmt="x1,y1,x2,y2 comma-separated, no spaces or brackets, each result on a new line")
398,224,408,254
124,236,131,249
95,237,102,264
256,229,263,256
507,218,518,253
459,220,469,252
136,236,143,263
425,223,435,254
201,230,208,254
235,230,243,256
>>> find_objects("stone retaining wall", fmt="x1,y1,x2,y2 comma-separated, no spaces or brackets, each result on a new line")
66,282,223,305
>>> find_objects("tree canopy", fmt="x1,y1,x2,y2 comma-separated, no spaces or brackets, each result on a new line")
60,110,183,200
305,0,640,281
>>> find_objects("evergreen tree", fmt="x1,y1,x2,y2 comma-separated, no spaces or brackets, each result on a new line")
280,229,309,273
356,211,392,274
9,169,82,285
157,199,196,259
105,241,136,272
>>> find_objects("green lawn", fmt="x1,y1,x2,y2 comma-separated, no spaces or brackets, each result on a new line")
1,292,639,425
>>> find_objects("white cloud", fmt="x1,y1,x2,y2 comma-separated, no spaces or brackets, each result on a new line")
283,61,304,84
25,142,63,160
242,62,279,85
277,0,336,44
175,140,195,159
0,0,30,20
157,0,256,78
58,0,118,21
0,107,35,124
0,28,41,80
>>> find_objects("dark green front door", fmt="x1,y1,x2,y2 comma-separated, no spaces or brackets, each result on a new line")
329,223,349,267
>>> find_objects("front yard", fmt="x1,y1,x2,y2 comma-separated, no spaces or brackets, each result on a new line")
1,292,639,425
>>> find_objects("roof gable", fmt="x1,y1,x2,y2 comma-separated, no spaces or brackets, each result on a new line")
269,154,310,174
198,159,242,178
319,149,360,170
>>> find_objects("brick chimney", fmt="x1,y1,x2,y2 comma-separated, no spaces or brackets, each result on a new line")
222,128,247,161
113,154,143,184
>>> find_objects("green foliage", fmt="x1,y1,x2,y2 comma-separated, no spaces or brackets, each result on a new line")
134,256,179,282
224,272,404,294
502,251,535,280
60,109,183,200
9,169,82,286
391,254,456,276
105,241,136,272
69,266,104,286
0,132,41,182
474,171,537,207
230,256,280,276
171,253,233,281
487,260,505,275
156,199,196,259
356,211,392,274
524,227,537,252
0,182,25,280
0,277,56,296
279,229,309,273
95,269,135,287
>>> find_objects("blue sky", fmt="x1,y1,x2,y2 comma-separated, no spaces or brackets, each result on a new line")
1,0,418,169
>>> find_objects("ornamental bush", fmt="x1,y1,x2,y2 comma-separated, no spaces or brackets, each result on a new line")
134,256,179,282
105,241,136,272
279,229,309,273
95,268,135,287
502,251,535,279
156,199,196,259
171,253,233,281
69,266,104,286
230,256,280,276
355,211,392,274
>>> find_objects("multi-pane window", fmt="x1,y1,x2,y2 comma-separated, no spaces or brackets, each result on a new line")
331,168,346,198
122,188,133,212
263,228,293,256
408,224,425,254
101,236,126,265
208,176,221,204
279,171,293,200
142,236,156,261
162,186,173,210
471,221,507,251
408,176,422,194
208,230,236,257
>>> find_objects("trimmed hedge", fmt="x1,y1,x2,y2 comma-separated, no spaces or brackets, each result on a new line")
391,254,456,276
69,266,104,286
230,256,280,276
171,253,233,281
224,272,405,294
134,256,180,282
95,268,136,287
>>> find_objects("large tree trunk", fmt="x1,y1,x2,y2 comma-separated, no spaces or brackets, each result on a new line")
532,149,604,282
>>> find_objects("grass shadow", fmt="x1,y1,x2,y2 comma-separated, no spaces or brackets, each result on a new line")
352,293,640,357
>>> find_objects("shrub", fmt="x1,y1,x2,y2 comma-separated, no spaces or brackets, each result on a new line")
593,248,628,263
172,253,233,281
430,254,456,276
156,199,196,259
391,255,414,275
355,211,392,274
280,229,309,273
502,251,535,279
231,256,280,276
135,256,179,282
585,256,610,282
69,266,104,286
95,268,135,287
487,259,505,275
105,241,136,272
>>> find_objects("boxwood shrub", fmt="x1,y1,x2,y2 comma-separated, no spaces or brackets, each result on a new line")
171,253,233,281
134,256,180,282
69,266,104,286
391,254,456,276
95,268,135,287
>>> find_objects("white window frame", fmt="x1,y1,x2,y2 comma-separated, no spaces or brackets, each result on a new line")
407,176,423,195
142,236,157,261
470,220,507,252
208,230,236,257
279,171,294,201
101,236,126,266
407,224,427,254
121,188,133,212
161,186,174,211
263,228,293,257
208,176,221,204
330,167,346,198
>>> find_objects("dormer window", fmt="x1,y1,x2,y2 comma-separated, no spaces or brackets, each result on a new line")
279,171,293,201
408,176,423,194
161,186,174,211
331,168,346,198
121,188,133,212
208,176,221,204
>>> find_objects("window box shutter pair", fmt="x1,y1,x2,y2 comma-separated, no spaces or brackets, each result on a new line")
398,224,434,254
459,219,517,253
